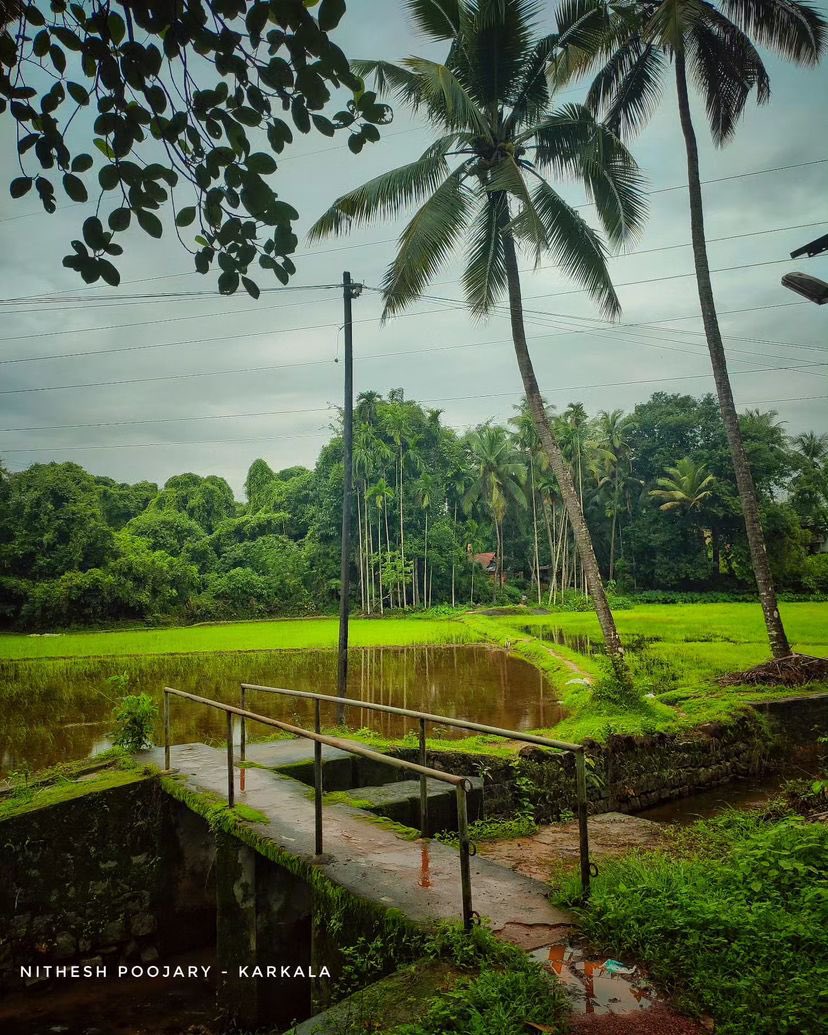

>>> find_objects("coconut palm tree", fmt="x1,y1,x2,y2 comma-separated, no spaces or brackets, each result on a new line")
310,0,646,685
651,457,717,570
559,0,826,660
651,458,716,513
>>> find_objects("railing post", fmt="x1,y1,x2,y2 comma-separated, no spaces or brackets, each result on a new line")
226,711,235,809
239,685,246,766
456,781,473,932
314,698,323,856
163,689,171,771
575,749,591,899
418,717,429,838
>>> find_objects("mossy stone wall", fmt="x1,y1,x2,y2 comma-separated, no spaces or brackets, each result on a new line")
0,778,166,992
392,712,773,822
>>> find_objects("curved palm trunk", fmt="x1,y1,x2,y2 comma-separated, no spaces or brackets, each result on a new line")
500,223,631,686
675,53,791,660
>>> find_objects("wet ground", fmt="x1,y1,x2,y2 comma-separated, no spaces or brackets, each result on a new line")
480,812,666,881
0,644,563,776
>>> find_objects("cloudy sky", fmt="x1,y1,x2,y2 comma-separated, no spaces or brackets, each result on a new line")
1,1,826,496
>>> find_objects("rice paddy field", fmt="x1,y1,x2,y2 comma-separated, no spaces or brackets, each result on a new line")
1,602,826,771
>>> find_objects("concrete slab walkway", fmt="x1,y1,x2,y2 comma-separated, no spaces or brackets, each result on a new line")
146,743,574,939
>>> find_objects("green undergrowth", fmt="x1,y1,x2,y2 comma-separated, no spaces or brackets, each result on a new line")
389,922,570,1035
0,751,146,822
435,814,538,847
555,811,828,1035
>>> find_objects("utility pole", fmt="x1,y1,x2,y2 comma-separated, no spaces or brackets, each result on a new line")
337,271,359,721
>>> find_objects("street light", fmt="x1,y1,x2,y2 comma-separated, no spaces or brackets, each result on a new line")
782,232,828,305
781,272,828,305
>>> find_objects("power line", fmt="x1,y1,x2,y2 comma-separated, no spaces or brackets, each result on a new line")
6,219,823,313
0,429,330,453
2,156,823,304
0,249,808,357
0,405,334,434
0,297,816,392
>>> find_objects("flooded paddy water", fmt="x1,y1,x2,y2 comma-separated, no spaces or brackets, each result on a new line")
0,644,564,777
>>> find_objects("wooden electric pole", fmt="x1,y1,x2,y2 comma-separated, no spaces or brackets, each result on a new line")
336,271,357,720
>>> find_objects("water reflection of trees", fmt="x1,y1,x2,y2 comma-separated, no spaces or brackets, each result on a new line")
1,645,565,774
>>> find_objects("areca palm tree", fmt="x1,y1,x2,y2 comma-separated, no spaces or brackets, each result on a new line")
464,424,525,594
595,408,635,580
310,0,646,685
559,0,826,660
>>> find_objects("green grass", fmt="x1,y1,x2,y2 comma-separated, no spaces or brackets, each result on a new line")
0,616,475,660
556,811,828,1035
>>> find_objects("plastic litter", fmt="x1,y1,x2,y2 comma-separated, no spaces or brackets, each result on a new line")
604,959,636,975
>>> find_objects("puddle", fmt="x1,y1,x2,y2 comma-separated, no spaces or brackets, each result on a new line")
519,627,661,655
531,943,654,1015
418,842,432,888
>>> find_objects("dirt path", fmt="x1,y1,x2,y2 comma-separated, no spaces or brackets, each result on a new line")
479,812,666,882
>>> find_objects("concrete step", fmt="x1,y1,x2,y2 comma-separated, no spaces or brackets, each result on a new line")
245,738,433,793
353,777,484,836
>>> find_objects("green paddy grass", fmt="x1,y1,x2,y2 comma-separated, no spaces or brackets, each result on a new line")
0,616,475,660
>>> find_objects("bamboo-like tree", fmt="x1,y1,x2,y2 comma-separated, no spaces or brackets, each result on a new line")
558,0,826,660
310,0,646,686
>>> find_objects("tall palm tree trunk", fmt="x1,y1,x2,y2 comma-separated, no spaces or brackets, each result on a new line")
529,455,542,604
674,52,791,660
500,218,631,685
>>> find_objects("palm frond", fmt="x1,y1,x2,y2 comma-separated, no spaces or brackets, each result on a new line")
381,165,475,318
401,56,493,134
463,193,508,315
307,154,450,242
527,104,647,246
718,0,826,64
404,0,462,41
487,157,547,263
350,59,423,105
459,0,540,107
527,174,620,319
585,37,666,137
690,9,771,143
547,0,628,92
506,33,558,130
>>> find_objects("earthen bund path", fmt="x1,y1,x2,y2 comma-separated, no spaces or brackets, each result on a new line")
147,739,574,949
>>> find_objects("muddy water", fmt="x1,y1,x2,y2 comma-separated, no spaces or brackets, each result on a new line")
640,742,822,824
0,645,563,777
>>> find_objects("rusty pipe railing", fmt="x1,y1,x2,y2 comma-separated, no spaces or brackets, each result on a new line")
162,687,477,930
239,683,592,898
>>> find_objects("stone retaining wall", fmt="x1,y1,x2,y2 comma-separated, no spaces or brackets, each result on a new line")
399,706,817,823
0,778,166,992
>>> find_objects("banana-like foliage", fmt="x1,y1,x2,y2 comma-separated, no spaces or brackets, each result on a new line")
310,0,647,319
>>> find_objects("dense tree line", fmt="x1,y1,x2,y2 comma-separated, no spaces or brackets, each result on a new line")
0,389,826,629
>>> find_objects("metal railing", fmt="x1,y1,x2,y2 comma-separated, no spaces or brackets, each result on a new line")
162,687,477,930
239,683,592,898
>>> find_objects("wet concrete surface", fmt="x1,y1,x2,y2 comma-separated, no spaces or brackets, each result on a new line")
145,743,575,936
479,813,666,881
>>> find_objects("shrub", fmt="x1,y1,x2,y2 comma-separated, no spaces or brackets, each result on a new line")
112,693,157,751
557,812,828,1035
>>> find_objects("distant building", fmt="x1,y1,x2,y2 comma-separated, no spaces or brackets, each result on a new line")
472,551,497,574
